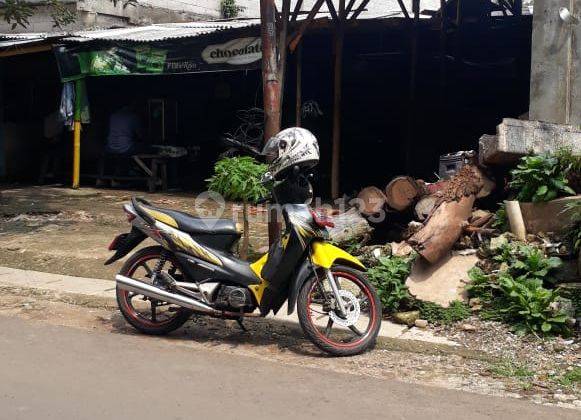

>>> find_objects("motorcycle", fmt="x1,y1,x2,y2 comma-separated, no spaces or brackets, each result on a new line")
106,172,382,356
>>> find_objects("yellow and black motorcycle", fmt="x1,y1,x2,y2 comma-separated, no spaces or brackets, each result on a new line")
107,177,381,356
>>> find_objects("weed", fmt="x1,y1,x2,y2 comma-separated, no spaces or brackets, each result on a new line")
558,367,581,388
417,300,471,325
509,154,575,202
489,359,534,379
367,255,413,313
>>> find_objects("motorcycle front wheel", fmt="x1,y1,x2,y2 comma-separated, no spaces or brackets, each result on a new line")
297,265,382,356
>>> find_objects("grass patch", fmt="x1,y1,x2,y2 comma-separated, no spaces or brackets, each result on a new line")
558,367,581,388
417,300,471,325
489,359,535,379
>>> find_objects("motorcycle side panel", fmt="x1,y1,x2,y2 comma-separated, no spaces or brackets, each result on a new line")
310,241,366,270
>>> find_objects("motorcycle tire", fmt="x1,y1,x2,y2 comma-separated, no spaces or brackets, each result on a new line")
297,265,382,357
116,246,192,335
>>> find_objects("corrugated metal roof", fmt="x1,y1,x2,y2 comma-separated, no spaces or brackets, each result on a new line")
66,20,260,43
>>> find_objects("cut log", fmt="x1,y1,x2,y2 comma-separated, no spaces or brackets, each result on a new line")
408,195,476,263
327,207,374,247
414,195,439,221
407,165,494,264
385,176,420,211
356,186,387,216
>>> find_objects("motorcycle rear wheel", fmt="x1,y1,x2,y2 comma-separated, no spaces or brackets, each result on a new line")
297,265,382,356
116,246,192,335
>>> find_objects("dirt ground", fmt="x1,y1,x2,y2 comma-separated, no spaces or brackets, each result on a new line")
0,186,270,279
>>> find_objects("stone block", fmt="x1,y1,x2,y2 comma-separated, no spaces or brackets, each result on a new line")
480,118,581,165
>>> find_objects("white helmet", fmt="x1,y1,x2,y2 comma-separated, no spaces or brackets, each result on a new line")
262,127,320,180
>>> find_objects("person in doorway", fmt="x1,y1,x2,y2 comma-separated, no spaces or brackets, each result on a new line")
39,111,64,184
105,103,146,155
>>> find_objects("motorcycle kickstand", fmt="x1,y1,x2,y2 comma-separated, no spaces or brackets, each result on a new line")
235,317,248,333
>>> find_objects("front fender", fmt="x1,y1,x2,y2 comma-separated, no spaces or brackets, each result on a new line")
310,241,366,271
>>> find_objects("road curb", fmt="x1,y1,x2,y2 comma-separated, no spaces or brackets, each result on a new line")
0,281,493,362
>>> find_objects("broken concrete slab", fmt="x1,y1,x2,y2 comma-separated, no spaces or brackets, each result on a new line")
479,118,581,166
406,253,478,307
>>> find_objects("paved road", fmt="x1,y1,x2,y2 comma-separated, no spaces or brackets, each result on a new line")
0,316,577,420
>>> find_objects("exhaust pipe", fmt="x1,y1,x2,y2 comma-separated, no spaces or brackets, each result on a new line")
116,275,218,315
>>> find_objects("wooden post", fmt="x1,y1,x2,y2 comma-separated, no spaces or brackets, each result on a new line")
295,43,302,127
0,61,5,179
405,0,420,172
72,79,82,189
260,0,283,245
439,0,447,104
331,0,345,199
278,0,291,121
260,0,281,143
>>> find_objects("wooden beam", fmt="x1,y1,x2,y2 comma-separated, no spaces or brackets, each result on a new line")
289,0,326,51
261,0,283,245
345,0,357,17
396,0,411,20
278,0,291,122
331,0,346,199
405,0,420,172
295,43,303,127
0,44,51,58
291,0,304,22
350,0,370,20
325,0,340,23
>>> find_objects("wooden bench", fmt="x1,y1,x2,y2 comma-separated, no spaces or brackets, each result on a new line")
97,153,168,192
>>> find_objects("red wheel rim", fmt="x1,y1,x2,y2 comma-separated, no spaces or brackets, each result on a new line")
118,253,184,327
306,271,378,349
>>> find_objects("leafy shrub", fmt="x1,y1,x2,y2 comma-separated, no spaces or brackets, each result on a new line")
497,273,569,336
221,0,245,18
366,256,413,313
492,203,509,232
563,200,581,253
492,241,562,283
509,154,575,202
555,147,581,193
416,300,471,325
467,266,571,337
207,156,268,259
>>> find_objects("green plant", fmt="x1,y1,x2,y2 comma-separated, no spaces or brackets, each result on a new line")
555,147,581,193
492,203,509,232
417,300,471,325
496,272,570,337
221,0,244,18
489,359,534,379
366,256,413,313
207,156,268,260
1,0,137,29
558,367,581,388
509,154,575,202
563,200,581,253
492,242,562,283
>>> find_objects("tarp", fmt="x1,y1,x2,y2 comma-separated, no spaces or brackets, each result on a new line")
54,31,262,82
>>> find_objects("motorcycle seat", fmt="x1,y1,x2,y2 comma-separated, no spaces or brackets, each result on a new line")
133,198,241,237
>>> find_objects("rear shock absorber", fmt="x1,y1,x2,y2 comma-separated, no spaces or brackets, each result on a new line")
151,251,168,287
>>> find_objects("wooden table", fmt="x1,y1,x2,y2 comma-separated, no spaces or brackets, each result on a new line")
132,154,168,192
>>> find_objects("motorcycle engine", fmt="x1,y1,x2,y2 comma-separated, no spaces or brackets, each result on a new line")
214,286,253,311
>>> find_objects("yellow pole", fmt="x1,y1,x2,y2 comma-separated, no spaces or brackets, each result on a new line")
72,120,81,189
72,80,82,189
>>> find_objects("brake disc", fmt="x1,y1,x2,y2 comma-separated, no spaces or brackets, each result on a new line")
329,290,360,327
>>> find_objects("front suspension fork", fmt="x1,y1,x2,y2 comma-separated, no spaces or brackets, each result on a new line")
325,269,347,316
